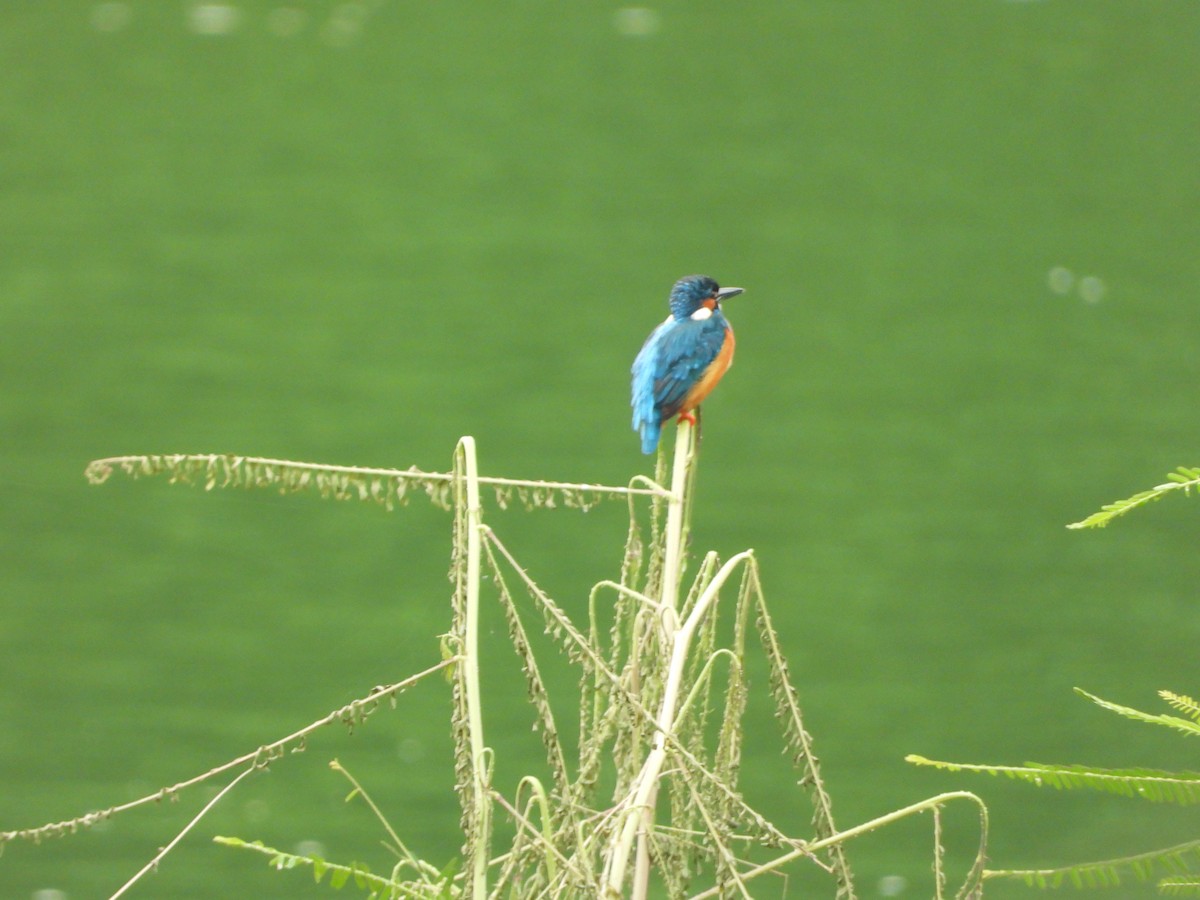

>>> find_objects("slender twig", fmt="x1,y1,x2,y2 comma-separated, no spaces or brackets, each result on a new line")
483,528,628,699
329,759,438,884
673,649,741,732
1,659,455,846
589,579,661,615
490,788,594,893
687,792,989,900
110,765,256,899
933,804,946,900
680,772,753,899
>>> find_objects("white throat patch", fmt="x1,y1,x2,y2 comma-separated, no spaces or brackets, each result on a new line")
690,306,713,321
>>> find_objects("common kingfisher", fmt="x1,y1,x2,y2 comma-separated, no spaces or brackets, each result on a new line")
630,275,744,454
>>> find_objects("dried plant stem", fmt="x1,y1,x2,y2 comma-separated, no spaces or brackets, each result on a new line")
109,765,256,900
615,552,754,897
658,419,694,632
454,436,491,899
604,422,691,897
1,659,453,847
329,759,434,882
686,791,989,900
34,434,993,897
603,416,752,897
86,453,672,502
627,422,695,895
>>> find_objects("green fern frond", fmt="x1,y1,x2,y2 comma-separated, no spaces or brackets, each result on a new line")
1076,688,1200,737
1031,763,1200,804
1162,875,1200,895
1068,466,1200,529
906,756,1200,804
328,760,442,885
1161,692,1200,722
988,837,1200,890
213,836,442,894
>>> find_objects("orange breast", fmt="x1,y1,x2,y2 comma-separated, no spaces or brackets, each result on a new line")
680,327,735,413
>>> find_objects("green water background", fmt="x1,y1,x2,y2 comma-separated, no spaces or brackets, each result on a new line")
2,2,1198,896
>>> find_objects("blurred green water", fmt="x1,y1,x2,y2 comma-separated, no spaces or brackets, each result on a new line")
2,1,1199,896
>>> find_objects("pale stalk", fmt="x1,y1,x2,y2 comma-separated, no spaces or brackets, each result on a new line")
109,765,256,899
86,453,672,500
606,547,756,897
454,436,490,898
685,791,989,900
628,421,692,897
2,659,454,846
658,418,694,632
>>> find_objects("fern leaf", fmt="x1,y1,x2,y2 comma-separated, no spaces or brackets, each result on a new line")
989,837,1200,890
1162,876,1200,896
1161,691,1200,722
906,756,1200,804
213,837,417,893
1068,467,1200,529
1076,688,1200,737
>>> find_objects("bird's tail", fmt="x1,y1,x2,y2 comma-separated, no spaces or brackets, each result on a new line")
638,420,661,455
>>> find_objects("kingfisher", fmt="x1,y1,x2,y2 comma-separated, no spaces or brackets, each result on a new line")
631,275,744,454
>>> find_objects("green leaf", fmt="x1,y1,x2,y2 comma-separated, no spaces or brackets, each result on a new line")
907,755,1200,804
353,862,368,887
1077,688,1200,737
1162,876,1200,896
215,836,403,892
990,838,1200,891
1161,691,1200,722
1068,467,1200,529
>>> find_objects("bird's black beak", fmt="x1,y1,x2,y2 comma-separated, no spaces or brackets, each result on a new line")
717,286,744,300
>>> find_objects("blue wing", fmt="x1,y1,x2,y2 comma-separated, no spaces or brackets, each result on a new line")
631,315,727,454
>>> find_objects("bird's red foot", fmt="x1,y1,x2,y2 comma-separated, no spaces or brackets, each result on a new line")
677,410,697,426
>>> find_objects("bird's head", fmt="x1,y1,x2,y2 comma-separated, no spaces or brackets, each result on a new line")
668,274,744,321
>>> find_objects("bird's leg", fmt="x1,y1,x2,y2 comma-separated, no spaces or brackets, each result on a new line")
676,407,702,445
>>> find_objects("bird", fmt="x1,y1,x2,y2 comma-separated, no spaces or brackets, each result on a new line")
631,274,744,454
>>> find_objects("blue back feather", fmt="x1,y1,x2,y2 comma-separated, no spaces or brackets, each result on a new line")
631,310,729,454
631,275,734,454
